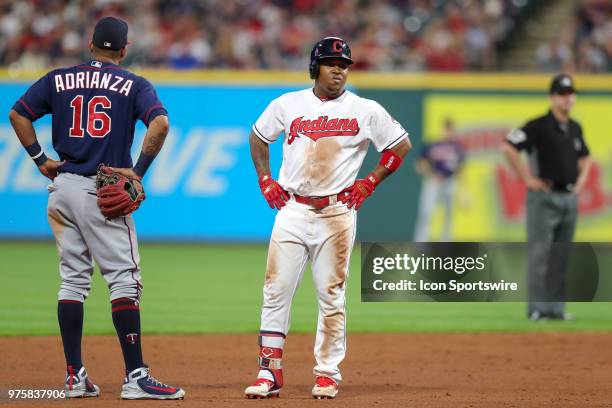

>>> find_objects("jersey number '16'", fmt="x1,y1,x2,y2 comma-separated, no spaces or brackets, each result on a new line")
69,95,111,138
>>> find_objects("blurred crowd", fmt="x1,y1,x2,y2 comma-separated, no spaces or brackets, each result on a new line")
2,0,609,73
535,0,612,73
0,0,528,72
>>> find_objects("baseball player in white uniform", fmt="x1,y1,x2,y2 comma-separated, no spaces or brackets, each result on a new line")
244,37,412,399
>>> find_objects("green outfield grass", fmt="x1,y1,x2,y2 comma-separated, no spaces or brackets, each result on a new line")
0,241,610,336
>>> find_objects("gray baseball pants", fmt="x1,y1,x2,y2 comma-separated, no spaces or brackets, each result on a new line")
47,172,142,302
526,190,577,316
414,176,456,242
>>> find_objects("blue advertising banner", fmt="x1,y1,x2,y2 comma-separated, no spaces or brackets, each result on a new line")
0,83,301,240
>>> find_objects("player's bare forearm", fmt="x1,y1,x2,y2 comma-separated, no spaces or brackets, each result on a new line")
249,131,271,178
501,142,530,181
9,109,38,147
9,109,64,180
575,156,592,193
121,115,169,179
501,142,549,191
415,158,430,176
371,138,412,184
341,138,411,210
141,115,169,157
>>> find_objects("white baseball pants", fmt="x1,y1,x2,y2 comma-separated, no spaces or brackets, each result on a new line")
260,199,356,383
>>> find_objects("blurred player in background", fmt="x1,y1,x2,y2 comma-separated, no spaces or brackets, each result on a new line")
502,74,591,321
8,16,184,399
413,118,465,241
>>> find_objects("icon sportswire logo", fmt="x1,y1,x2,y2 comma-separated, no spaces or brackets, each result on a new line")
288,115,360,144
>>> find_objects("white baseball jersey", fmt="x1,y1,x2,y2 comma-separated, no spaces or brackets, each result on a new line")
253,89,409,196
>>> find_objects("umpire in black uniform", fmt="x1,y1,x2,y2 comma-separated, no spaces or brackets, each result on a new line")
502,74,592,321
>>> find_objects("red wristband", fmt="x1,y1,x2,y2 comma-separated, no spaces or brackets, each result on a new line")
380,150,403,172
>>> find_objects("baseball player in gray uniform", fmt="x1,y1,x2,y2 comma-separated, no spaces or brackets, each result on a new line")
9,17,184,399
414,118,465,241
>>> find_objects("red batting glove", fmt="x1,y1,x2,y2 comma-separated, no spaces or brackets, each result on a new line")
259,174,289,210
340,173,379,210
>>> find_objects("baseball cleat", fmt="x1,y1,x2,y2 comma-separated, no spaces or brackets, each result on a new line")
529,311,575,322
65,366,100,398
245,378,280,399
312,376,338,399
120,365,185,400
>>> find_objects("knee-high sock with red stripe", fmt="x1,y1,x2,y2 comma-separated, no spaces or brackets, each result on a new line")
111,298,143,372
58,300,84,370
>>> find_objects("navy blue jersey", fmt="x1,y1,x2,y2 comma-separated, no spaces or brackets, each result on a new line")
420,140,465,178
13,59,167,176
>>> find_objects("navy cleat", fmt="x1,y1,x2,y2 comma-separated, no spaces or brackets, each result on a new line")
120,365,185,400
65,366,100,398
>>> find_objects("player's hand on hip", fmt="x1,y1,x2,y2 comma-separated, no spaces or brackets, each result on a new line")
108,167,142,181
259,174,289,210
38,159,65,181
340,173,379,210
525,176,550,192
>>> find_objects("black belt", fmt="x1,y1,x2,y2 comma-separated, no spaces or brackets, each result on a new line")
546,181,574,193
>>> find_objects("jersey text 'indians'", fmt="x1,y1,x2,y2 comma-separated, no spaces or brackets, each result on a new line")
288,115,360,144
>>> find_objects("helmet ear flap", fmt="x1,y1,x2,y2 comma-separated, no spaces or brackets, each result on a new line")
309,59,319,79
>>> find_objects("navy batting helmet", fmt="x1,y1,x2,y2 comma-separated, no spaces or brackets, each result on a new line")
309,37,353,79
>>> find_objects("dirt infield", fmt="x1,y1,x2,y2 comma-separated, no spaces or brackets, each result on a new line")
1,332,611,407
